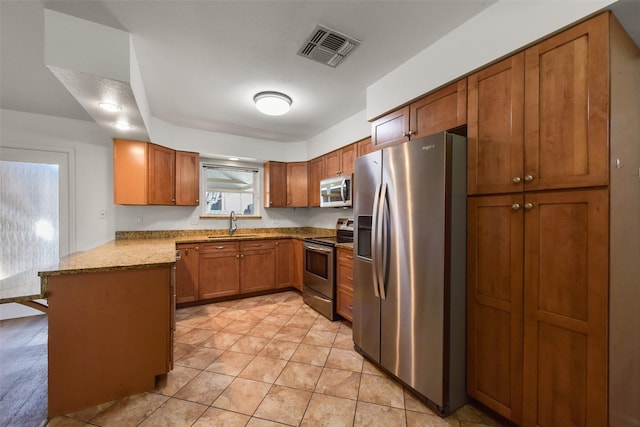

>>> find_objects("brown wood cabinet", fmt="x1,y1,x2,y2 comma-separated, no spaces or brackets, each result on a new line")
467,54,525,195
308,156,325,207
199,242,240,299
263,161,287,208
522,189,608,427
324,143,356,177
113,139,148,204
275,240,293,288
113,139,200,206
523,17,609,192
239,240,276,294
148,143,175,205
336,247,354,321
286,162,309,207
467,13,639,427
176,243,199,304
175,151,200,206
356,136,374,157
47,266,172,417
292,239,303,291
371,79,467,149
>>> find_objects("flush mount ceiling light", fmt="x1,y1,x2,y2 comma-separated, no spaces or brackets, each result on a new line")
98,102,122,112
114,120,132,130
253,91,292,116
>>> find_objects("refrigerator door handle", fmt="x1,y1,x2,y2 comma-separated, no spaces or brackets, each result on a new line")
371,183,382,298
378,183,388,301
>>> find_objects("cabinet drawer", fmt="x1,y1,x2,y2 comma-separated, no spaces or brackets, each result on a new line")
337,286,353,322
337,247,354,262
200,242,239,253
240,240,276,251
337,261,354,291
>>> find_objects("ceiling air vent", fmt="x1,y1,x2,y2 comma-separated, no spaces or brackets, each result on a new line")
297,25,360,68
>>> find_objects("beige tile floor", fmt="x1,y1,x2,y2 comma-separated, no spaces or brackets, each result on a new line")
47,291,504,426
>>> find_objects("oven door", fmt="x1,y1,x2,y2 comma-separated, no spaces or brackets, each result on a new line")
303,241,335,299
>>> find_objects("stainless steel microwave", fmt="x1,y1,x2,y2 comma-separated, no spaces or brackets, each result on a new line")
320,174,353,208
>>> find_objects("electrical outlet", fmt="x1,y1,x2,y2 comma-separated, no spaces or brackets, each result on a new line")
98,210,106,219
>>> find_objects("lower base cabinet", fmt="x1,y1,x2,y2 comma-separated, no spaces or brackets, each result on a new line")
467,189,608,426
177,238,303,305
199,242,240,299
47,266,173,417
336,247,354,321
240,240,276,294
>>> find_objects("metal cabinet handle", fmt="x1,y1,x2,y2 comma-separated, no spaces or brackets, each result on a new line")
513,176,521,183
347,276,353,281
524,202,533,210
402,130,416,138
347,304,353,310
524,175,534,182
216,246,225,249
236,254,240,258
512,203,521,210
175,250,181,260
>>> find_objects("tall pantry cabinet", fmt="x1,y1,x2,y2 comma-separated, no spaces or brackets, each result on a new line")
466,12,640,427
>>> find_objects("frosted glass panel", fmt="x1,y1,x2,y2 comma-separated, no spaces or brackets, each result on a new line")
0,161,59,280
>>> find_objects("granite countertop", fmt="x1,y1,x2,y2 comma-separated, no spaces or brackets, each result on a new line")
0,227,336,304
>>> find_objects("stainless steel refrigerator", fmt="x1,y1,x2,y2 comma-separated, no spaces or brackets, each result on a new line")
353,131,467,416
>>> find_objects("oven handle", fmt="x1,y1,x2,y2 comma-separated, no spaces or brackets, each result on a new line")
303,242,334,254
308,292,331,303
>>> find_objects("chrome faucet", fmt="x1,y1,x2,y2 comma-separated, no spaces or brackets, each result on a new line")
229,211,237,236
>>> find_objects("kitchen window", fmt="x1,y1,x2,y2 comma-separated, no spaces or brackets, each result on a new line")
201,163,259,217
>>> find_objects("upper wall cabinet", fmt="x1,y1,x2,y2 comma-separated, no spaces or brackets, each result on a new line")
147,143,175,205
325,143,356,177
263,161,287,208
468,16,609,196
467,54,525,195
356,136,374,157
175,150,200,206
308,156,325,207
286,162,309,207
523,15,609,191
113,139,200,206
371,79,467,149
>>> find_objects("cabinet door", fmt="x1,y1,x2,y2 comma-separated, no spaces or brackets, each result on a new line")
275,240,293,288
340,144,356,176
286,161,309,207
175,151,200,206
467,194,524,424
468,54,525,195
324,150,341,178
308,157,325,207
264,161,287,207
113,139,148,205
292,239,303,291
524,14,609,191
357,137,374,157
410,79,467,139
148,143,175,205
176,243,199,304
522,189,608,427
199,251,240,299
240,248,275,294
371,105,410,149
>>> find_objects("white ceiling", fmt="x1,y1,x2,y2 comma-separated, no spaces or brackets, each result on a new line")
2,1,639,143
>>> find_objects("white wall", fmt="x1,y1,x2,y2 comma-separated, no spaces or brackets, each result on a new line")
1,109,115,251
367,0,617,120
150,117,308,163
307,109,370,159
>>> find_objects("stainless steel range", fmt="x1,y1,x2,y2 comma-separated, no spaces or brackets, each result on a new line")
303,217,353,320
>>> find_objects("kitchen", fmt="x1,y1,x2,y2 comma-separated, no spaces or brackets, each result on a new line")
1,1,639,426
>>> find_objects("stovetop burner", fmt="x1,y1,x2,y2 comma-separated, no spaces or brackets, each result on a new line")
305,217,353,247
